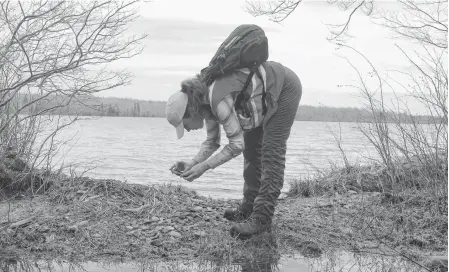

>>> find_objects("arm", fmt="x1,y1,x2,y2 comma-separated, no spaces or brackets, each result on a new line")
204,95,244,169
192,119,221,164
180,96,244,181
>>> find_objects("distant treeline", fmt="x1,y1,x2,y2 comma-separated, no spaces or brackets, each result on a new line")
16,94,438,123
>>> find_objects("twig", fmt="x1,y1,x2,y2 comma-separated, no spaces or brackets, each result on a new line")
122,204,152,213
10,216,34,228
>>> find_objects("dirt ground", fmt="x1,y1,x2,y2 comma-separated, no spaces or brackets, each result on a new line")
0,176,447,271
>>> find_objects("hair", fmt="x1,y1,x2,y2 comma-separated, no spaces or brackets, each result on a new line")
180,74,211,117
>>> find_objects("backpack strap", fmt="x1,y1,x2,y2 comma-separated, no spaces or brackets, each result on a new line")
254,66,267,115
235,64,268,118
235,69,255,118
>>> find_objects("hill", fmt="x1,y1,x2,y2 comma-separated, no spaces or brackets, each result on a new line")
17,94,437,123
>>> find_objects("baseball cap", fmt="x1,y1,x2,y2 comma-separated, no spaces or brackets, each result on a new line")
165,91,188,139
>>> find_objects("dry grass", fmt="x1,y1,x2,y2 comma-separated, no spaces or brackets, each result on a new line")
0,172,445,271
288,154,447,197
0,175,287,265
287,155,448,271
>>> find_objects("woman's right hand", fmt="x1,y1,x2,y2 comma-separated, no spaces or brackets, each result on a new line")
170,160,196,176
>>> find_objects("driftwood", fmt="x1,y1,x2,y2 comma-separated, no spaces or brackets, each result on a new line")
10,217,34,228
83,195,101,202
122,204,152,213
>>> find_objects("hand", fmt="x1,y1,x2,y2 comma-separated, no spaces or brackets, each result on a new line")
170,160,196,176
181,162,210,182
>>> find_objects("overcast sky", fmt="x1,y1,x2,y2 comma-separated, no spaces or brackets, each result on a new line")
100,0,427,112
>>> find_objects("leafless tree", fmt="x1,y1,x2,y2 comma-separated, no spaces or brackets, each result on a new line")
378,0,447,49
0,0,145,193
245,0,447,168
245,0,375,41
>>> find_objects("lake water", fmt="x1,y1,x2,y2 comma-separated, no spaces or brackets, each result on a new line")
2,252,429,272
49,117,380,199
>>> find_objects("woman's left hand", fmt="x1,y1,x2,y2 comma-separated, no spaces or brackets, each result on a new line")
181,163,210,182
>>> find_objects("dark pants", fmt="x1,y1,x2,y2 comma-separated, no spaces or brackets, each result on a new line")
242,67,302,221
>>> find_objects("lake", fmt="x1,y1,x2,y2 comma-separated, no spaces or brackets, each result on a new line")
49,117,380,199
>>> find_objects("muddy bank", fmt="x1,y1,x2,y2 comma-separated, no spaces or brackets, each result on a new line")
0,174,447,271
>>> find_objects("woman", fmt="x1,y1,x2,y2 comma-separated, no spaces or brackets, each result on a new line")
165,61,302,240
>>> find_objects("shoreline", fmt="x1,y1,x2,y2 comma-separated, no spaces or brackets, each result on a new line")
1,173,447,271
47,114,440,125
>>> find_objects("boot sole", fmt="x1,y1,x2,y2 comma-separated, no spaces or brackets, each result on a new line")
229,227,272,240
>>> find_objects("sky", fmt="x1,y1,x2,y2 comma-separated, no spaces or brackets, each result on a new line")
100,0,430,113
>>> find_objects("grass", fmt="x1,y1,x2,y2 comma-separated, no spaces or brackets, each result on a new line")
0,152,447,271
287,155,448,268
288,154,447,197
0,175,286,263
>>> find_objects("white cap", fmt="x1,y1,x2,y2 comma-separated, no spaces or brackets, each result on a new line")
165,91,188,139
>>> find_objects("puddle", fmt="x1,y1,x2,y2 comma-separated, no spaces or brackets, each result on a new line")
1,251,429,272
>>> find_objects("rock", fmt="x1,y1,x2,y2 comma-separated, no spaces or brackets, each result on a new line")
145,237,154,242
126,230,137,236
151,239,163,247
194,231,206,238
150,216,159,222
68,220,89,232
140,225,151,231
169,231,182,239
126,226,134,230
39,226,50,233
348,190,357,195
154,226,163,232
162,226,174,233
190,206,202,212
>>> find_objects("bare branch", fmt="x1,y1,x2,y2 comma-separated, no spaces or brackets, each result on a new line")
0,0,146,192
245,0,302,23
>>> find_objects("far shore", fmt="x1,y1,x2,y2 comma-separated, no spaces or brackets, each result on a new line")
40,113,443,125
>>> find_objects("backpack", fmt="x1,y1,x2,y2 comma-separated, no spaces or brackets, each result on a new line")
201,24,269,117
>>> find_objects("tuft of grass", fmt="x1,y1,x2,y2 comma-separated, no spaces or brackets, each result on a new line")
288,153,447,198
287,153,448,264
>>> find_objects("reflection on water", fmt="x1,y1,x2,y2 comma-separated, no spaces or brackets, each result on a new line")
1,251,428,272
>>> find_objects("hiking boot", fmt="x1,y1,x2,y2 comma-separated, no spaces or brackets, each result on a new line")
229,217,272,240
223,205,252,222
